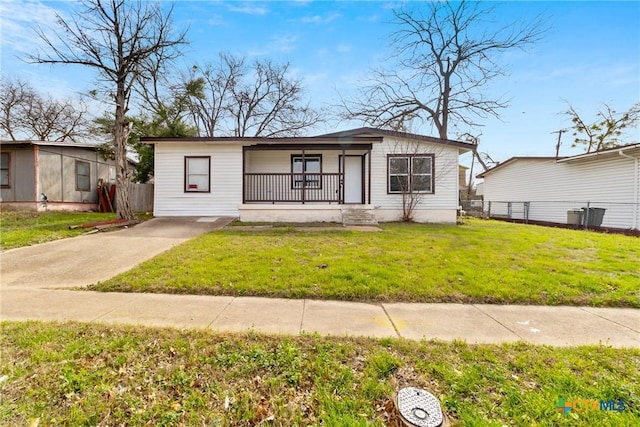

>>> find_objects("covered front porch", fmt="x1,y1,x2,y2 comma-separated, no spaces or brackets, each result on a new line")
240,140,377,223
242,142,374,205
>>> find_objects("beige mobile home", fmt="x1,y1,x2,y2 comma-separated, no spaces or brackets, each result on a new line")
0,140,118,211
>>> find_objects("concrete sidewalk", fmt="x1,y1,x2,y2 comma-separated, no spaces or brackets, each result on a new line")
2,290,639,347
1,217,638,347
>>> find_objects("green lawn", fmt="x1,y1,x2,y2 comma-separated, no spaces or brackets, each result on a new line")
0,211,118,250
91,219,640,307
1,321,637,426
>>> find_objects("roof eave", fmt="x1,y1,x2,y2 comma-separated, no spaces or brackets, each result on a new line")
556,144,640,162
140,136,384,144
1,140,103,149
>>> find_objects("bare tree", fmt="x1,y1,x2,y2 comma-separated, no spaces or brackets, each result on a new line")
0,76,88,142
340,0,544,139
29,0,186,219
182,54,243,137
565,102,640,153
183,54,322,137
0,77,29,141
231,59,321,137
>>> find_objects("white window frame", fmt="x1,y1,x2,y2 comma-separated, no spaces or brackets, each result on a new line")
184,156,211,193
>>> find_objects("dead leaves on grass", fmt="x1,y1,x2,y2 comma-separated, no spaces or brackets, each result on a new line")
252,397,274,424
376,398,406,427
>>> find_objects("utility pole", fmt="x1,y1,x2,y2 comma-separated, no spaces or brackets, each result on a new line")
552,129,566,158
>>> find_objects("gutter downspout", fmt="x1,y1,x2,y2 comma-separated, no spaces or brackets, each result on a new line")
619,150,639,230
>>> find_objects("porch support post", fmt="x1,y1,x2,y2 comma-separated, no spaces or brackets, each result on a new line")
301,149,305,204
367,147,372,204
341,149,346,204
242,146,247,204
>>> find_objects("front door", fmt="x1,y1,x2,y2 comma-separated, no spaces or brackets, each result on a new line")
342,155,363,204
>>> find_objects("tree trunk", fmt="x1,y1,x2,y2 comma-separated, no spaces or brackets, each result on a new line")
440,70,451,140
114,83,135,220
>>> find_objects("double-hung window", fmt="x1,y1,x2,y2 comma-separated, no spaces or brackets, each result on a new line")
76,160,91,191
292,155,321,189
184,156,210,192
387,154,434,193
1,153,9,188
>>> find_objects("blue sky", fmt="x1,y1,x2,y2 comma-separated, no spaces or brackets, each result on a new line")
1,0,639,165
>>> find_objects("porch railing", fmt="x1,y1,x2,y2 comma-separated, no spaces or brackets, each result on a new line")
244,173,342,203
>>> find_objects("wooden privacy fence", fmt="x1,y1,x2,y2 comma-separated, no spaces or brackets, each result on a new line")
96,181,153,213
130,183,154,213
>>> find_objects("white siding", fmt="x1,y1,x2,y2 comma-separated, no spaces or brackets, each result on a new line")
154,143,243,216
153,137,464,223
370,137,460,223
482,156,639,229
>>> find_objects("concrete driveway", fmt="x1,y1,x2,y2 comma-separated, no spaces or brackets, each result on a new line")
1,217,232,290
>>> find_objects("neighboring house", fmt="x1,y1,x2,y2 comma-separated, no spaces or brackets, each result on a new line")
143,127,475,223
477,144,640,230
0,140,119,211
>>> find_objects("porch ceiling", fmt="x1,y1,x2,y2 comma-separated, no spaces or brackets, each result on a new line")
244,142,374,151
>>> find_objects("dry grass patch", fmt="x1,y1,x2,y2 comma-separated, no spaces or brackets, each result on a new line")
1,321,638,426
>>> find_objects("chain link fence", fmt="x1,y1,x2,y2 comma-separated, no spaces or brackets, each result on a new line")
461,200,640,233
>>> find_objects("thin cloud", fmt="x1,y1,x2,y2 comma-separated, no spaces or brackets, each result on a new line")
304,71,329,84
550,65,588,78
206,14,227,27
227,4,268,16
247,34,298,57
600,63,639,87
0,0,66,54
336,43,351,54
359,14,381,23
381,1,406,11
270,34,297,54
300,13,340,24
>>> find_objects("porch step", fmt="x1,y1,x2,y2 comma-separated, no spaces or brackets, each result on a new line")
341,208,379,226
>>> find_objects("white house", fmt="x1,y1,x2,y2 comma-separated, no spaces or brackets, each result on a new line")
477,144,640,230
143,127,474,224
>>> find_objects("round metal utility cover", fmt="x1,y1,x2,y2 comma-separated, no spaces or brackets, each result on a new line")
396,387,444,427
